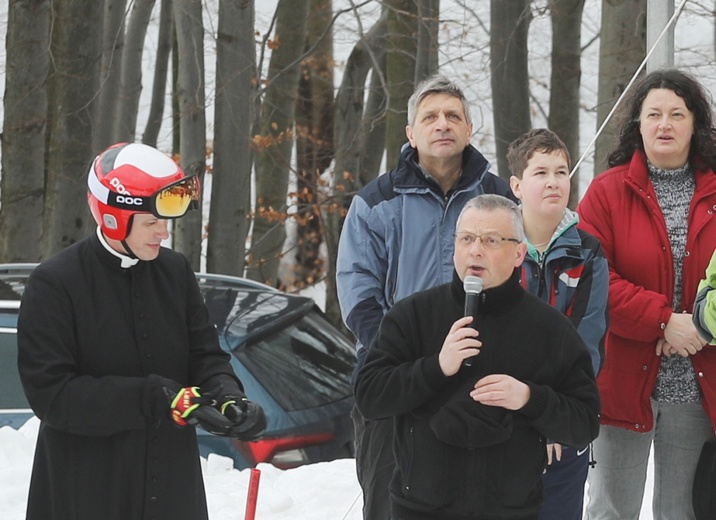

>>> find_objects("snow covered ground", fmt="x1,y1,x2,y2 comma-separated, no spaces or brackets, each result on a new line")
0,416,655,520
0,417,363,520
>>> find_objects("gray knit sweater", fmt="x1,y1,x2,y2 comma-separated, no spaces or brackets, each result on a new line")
649,162,700,404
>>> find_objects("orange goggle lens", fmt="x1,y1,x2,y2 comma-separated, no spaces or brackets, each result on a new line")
152,176,201,218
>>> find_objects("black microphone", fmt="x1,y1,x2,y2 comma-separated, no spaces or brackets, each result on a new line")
463,275,483,367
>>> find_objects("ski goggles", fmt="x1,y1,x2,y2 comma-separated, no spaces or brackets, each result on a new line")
149,176,201,218
90,173,201,218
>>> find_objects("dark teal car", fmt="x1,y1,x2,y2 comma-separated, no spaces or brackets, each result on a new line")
0,264,355,470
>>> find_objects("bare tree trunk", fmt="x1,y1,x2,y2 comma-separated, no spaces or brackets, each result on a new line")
594,0,646,175
292,0,334,291
326,12,387,330
43,0,103,257
332,11,388,200
142,0,173,147
385,0,418,169
415,0,439,82
95,0,127,153
206,0,256,277
327,64,387,333
0,0,50,262
360,65,388,185
490,0,532,181
172,0,206,269
113,0,157,143
247,0,311,285
548,0,584,208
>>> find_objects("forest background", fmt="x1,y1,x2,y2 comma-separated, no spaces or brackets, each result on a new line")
0,0,715,332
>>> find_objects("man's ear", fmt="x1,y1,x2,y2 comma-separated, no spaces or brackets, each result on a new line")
405,125,415,148
514,242,528,267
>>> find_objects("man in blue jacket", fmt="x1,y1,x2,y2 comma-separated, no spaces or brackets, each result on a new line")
336,74,516,520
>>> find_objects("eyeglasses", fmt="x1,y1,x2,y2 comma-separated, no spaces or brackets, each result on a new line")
454,231,521,249
108,176,201,218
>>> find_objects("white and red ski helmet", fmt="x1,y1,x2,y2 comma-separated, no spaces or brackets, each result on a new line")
87,142,200,240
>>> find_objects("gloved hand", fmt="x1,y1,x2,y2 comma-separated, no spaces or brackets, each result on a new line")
217,394,267,441
154,376,234,434
198,374,267,440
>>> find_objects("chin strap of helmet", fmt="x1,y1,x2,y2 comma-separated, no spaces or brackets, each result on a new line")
121,240,138,259
120,215,137,258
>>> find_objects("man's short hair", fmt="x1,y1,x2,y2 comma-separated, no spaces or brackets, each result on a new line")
407,75,472,127
506,128,570,179
456,194,525,242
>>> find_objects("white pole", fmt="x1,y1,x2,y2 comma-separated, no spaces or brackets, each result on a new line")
647,0,676,72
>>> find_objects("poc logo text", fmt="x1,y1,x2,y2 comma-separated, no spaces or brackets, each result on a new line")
116,195,143,206
110,177,131,195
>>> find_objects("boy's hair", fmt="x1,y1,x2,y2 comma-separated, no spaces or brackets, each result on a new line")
506,128,570,179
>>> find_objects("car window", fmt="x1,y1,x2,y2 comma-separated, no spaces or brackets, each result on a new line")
204,286,310,344
0,330,30,409
234,312,355,411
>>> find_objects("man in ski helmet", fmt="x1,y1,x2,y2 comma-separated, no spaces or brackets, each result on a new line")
87,141,201,257
17,142,266,520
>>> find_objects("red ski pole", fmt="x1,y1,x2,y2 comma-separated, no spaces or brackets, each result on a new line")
244,468,261,520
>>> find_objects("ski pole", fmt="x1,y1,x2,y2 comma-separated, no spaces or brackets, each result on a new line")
244,467,261,520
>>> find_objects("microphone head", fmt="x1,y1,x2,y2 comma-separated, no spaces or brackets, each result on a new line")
464,275,483,294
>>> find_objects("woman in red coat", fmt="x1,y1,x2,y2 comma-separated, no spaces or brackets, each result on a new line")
578,70,716,520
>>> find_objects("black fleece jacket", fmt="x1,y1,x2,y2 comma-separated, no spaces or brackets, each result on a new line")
355,269,600,520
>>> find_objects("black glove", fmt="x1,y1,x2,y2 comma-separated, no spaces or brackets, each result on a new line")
153,376,234,434
218,395,267,441
199,374,267,440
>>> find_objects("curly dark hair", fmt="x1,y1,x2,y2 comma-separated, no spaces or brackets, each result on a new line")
607,69,716,171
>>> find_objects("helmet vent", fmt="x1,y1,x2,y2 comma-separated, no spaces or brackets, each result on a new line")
103,214,118,230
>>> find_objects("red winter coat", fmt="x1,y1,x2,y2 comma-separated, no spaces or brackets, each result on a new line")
578,150,716,434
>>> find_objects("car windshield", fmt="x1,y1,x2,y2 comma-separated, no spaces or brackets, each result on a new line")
201,283,356,411
233,311,355,411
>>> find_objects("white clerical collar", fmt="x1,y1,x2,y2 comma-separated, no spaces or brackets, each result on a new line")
96,227,139,268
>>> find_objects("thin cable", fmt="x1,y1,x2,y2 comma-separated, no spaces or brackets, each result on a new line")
570,0,689,178
341,489,363,520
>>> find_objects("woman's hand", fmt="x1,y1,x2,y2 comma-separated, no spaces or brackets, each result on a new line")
655,338,677,357
663,312,707,357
